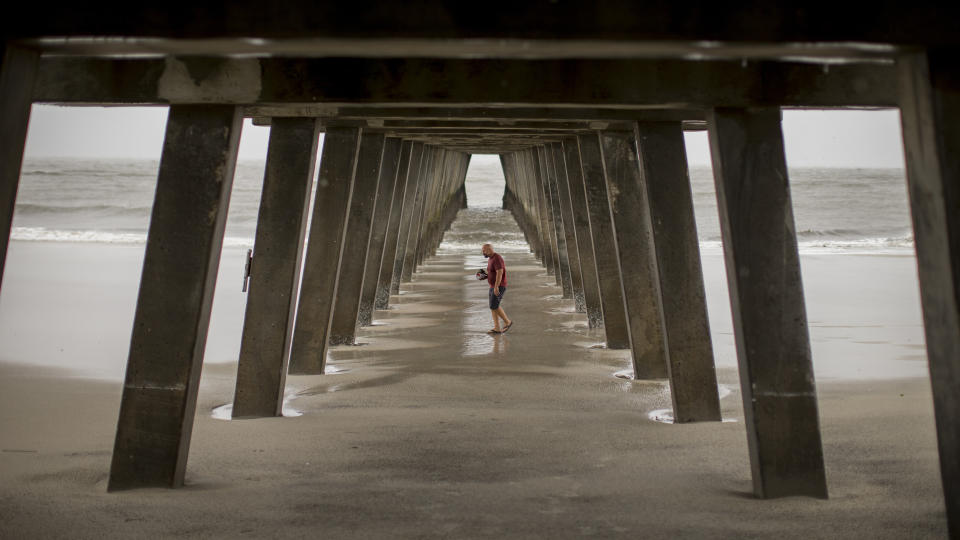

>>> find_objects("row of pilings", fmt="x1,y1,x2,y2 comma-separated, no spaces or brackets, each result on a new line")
501,124,828,501
108,116,469,490
1,44,958,534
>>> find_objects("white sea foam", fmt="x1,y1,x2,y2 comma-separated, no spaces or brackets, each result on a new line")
11,227,254,248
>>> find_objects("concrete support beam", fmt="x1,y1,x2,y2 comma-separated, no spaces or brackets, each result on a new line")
0,44,38,293
897,49,960,536
376,140,413,309
635,121,721,422
391,142,424,293
359,137,402,325
577,133,630,348
232,117,320,418
550,142,586,311
562,138,604,328
542,145,574,298
328,133,385,345
34,57,897,108
597,130,668,379
288,127,361,374
108,105,242,490
708,107,827,499
12,5,960,55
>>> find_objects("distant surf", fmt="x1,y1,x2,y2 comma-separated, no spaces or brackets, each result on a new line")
14,156,913,256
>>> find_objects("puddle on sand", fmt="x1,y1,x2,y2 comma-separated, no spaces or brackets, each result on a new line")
212,392,303,420
647,386,737,424
647,409,738,424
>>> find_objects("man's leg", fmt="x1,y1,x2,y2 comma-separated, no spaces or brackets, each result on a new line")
490,310,502,332
496,307,512,327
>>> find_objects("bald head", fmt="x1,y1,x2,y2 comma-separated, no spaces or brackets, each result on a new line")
481,244,494,257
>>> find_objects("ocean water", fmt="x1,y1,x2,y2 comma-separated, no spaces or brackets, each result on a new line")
11,155,912,256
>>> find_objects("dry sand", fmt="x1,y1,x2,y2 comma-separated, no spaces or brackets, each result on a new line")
0,242,947,538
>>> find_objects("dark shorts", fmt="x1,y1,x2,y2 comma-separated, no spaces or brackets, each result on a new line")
489,286,506,310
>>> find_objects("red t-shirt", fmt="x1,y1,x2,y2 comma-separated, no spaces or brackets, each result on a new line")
486,253,507,287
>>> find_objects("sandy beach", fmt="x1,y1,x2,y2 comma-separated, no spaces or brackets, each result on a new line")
0,238,946,538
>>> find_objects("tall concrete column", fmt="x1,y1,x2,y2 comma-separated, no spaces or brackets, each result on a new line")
550,142,586,312
542,145,574,298
415,149,443,266
597,129,668,379
288,127,361,374
328,133,385,345
577,133,630,348
635,121,721,422
532,149,558,276
108,105,242,490
0,45,38,293
562,138,604,328
232,117,321,418
708,107,827,499
376,140,413,309
898,49,960,536
392,142,424,293
401,146,431,282
359,137,403,325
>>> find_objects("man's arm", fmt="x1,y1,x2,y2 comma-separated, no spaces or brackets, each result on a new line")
494,269,503,291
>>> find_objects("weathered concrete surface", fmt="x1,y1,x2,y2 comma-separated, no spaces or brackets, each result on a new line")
400,145,428,283
359,137,402,326
542,146,573,297
562,138,604,328
288,127,361,374
897,49,960,537
708,107,827,499
109,105,242,490
376,140,413,309
577,134,630,349
34,57,897,108
0,45,38,293
329,133,385,345
597,130,668,379
391,142,424,295
233,117,320,418
550,143,586,313
634,121,721,423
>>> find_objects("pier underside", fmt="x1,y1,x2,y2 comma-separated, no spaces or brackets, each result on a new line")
1,4,958,536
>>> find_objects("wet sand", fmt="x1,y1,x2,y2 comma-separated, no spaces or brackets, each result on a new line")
0,241,947,538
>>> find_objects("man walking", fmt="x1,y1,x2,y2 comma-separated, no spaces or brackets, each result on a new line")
481,243,513,334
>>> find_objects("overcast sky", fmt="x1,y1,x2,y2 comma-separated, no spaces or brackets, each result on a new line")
23,105,905,168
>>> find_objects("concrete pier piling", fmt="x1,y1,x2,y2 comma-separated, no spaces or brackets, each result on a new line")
550,142,587,313
7,9,958,534
597,129,669,379
359,137,403,326
233,117,321,418
634,121,721,422
288,127,361,374
328,133,386,345
541,146,573,297
400,145,428,283
562,138,605,328
897,49,960,536
577,133,631,349
392,142,424,294
708,107,827,499
0,45,38,293
376,140,413,310
109,105,242,490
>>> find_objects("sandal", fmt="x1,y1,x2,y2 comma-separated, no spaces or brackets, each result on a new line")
502,321,513,333
486,328,502,334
